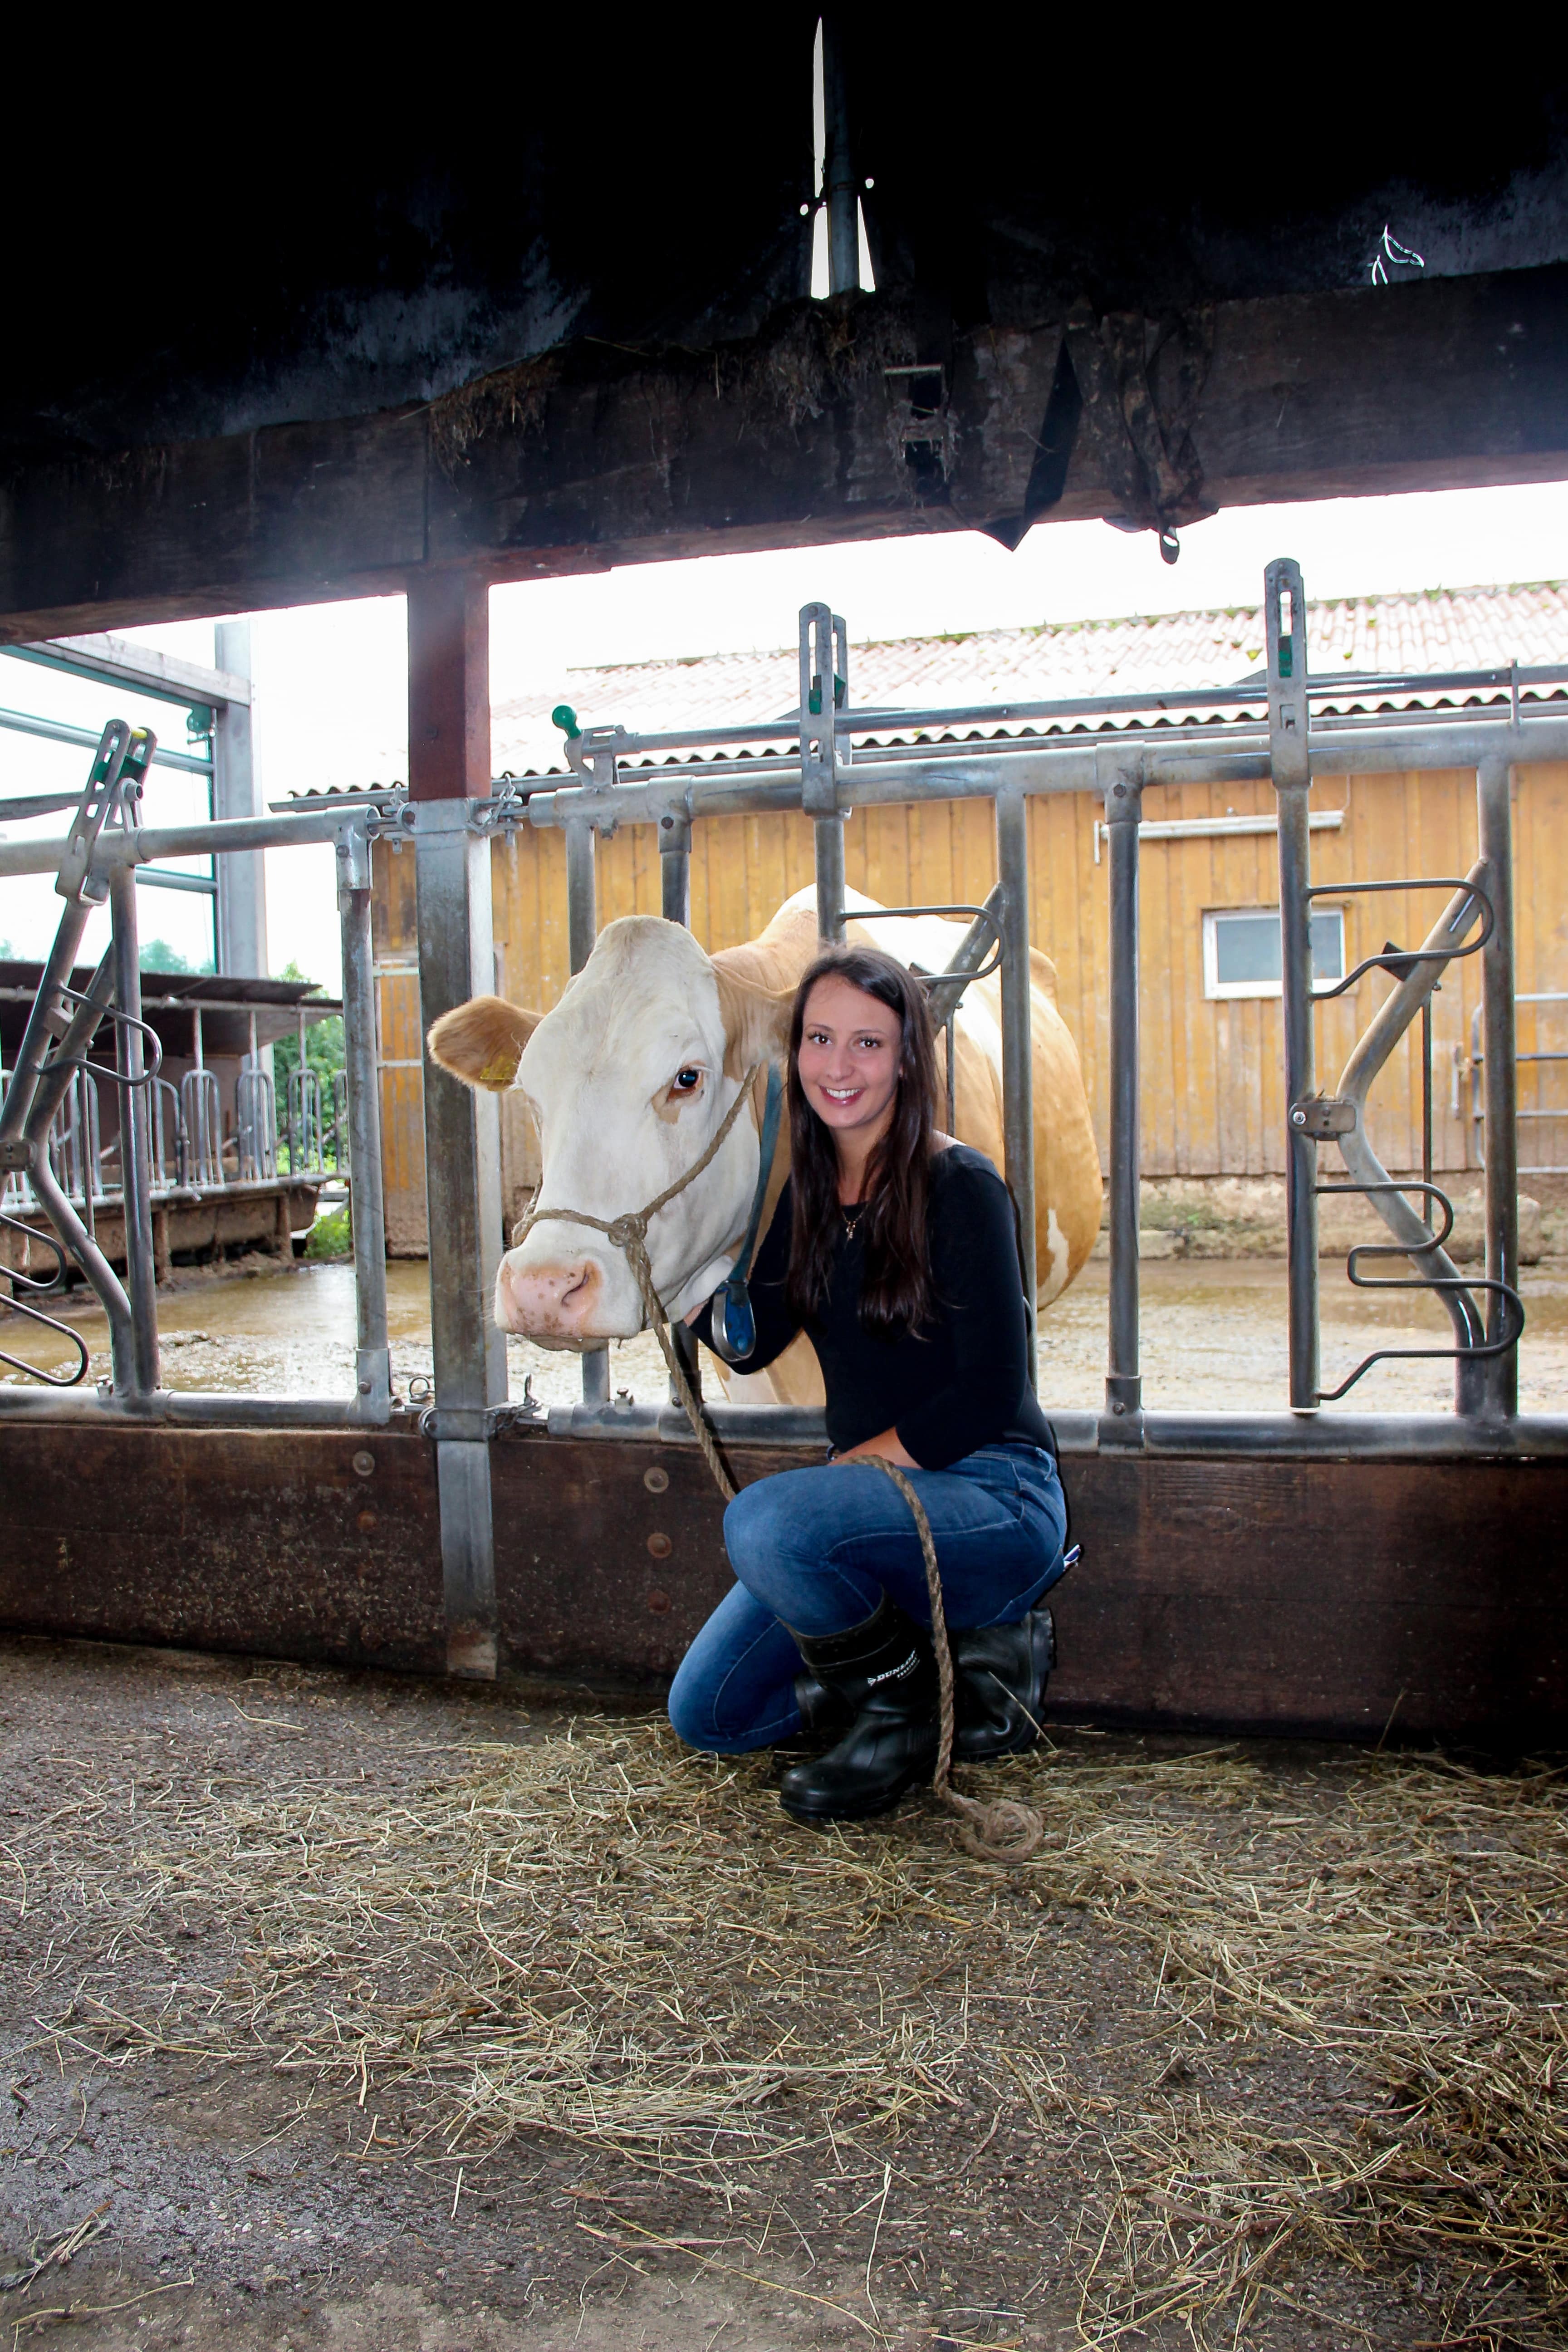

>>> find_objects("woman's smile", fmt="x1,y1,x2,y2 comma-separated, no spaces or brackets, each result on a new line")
797,975,903,1151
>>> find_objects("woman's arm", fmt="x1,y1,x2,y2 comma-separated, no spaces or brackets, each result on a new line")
893,1161,1032,1469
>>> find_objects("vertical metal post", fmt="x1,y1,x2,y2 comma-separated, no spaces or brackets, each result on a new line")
654,805,703,1403
800,603,848,942
108,866,160,1398
995,789,1038,1392
212,621,267,977
1101,764,1143,1434
1267,558,1321,1413
565,817,610,1406
659,809,691,926
408,571,503,1679
820,10,859,295
814,818,847,944
338,823,392,1422
566,818,599,974
1475,752,1519,1417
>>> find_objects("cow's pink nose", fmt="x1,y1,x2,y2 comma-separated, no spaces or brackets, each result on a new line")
497,1256,602,1337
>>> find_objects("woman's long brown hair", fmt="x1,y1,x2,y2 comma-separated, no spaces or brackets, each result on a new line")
785,946,941,1337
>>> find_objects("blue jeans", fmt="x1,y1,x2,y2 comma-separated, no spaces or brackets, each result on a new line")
667,1443,1068,1755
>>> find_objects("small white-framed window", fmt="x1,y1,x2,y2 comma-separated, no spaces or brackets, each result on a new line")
1202,906,1345,1000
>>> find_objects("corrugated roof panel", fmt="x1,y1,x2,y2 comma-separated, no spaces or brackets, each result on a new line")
287,580,1568,790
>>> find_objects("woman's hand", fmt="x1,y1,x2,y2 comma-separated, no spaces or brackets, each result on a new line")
831,1427,918,1469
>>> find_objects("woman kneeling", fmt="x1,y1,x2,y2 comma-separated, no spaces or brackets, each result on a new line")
668,946,1070,1826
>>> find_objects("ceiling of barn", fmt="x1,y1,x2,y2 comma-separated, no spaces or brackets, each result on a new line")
2,29,1566,635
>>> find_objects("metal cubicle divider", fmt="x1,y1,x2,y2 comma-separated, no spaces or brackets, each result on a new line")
0,730,393,1428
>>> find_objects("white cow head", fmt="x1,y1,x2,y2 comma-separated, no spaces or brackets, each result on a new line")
427,916,792,1345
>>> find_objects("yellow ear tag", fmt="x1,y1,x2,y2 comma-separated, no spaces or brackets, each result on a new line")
478,1054,519,1089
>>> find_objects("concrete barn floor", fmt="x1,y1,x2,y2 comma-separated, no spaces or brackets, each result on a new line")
2,1639,1563,2352
6,1252,1568,1415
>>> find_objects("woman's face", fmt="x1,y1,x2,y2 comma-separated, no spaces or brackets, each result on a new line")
797,976,903,1147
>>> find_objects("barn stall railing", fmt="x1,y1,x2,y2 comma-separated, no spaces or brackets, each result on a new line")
0,574,1566,1687
502,568,1563,1465
2,999,347,1215
0,727,392,1426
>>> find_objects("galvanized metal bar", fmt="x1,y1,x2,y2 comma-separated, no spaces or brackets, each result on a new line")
921,883,1005,1028
107,866,160,1399
0,1388,406,1426
653,807,701,1405
658,808,691,926
563,817,612,1407
516,666,1568,760
514,716,1568,840
527,1397,1568,1464
565,818,598,973
1267,558,1321,1413
5,716,1568,890
414,798,506,1672
2,633,251,710
1101,764,1143,1435
813,817,847,943
798,603,849,942
338,825,392,1424
1330,874,1489,1399
1476,752,1520,1417
0,703,213,774
995,790,1038,1390
212,619,267,977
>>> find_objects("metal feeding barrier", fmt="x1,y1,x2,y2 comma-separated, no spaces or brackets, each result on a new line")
0,722,392,1424
521,564,1544,1445
0,565,1564,1648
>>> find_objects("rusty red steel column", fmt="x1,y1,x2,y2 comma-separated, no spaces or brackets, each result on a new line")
408,570,506,1677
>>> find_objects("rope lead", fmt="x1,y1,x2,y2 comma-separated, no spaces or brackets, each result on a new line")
864,1460,1044,1865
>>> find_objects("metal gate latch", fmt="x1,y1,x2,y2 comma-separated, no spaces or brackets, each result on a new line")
1289,1095,1357,1139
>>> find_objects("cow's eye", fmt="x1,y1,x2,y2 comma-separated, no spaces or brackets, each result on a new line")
672,1068,702,1092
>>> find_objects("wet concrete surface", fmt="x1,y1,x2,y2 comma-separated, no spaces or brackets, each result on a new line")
5,1254,1567,1416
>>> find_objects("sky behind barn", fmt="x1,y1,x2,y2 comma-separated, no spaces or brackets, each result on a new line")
1,480,1566,987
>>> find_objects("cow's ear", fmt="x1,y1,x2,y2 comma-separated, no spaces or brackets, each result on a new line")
426,996,542,1091
712,965,794,1082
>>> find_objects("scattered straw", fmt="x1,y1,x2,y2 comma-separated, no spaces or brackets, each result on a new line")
6,1713,1565,2347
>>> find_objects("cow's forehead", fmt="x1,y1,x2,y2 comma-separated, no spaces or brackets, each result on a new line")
519,917,725,1096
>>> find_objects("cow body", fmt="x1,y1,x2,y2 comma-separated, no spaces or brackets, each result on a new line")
427,887,1102,1404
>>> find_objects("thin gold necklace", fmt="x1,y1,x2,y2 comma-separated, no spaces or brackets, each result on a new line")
841,1199,868,1240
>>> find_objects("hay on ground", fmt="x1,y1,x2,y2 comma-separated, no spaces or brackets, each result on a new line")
5,1711,1566,2347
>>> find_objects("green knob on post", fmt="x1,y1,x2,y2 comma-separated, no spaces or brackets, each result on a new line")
552,703,581,740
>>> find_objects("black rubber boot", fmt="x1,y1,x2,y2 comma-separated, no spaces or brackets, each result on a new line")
779,1597,940,1825
792,1671,851,1739
951,1607,1055,1761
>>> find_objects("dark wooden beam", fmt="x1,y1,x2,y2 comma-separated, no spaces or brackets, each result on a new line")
1,267,1565,641
407,572,490,804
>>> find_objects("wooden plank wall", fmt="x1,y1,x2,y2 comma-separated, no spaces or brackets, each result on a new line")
375,764,1568,1250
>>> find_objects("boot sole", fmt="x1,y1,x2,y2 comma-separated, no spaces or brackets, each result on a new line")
779,1772,931,1826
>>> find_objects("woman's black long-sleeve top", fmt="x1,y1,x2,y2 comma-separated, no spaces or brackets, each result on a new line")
692,1142,1057,1471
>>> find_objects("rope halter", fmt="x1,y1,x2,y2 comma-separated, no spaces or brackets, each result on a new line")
510,1063,765,1500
